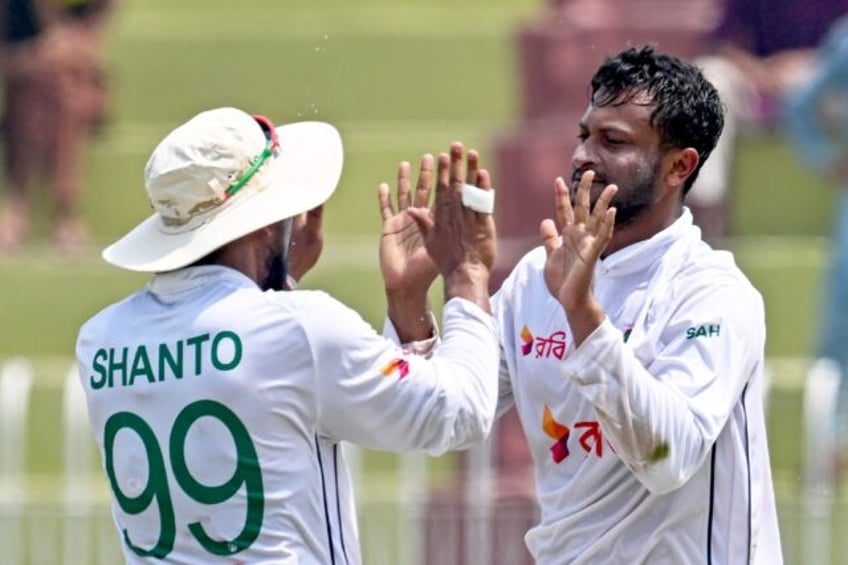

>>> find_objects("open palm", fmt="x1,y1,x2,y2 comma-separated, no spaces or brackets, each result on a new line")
541,172,617,309
378,156,439,295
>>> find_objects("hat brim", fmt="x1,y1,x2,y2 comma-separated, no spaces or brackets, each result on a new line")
102,121,343,272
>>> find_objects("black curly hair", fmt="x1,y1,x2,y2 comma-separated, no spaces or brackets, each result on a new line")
589,45,724,195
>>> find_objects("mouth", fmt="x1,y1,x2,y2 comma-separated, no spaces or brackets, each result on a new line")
571,172,608,188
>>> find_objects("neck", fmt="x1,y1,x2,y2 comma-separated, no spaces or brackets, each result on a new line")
214,234,266,286
603,201,682,257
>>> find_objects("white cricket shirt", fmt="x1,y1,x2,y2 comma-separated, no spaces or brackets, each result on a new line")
76,265,498,564
494,210,782,564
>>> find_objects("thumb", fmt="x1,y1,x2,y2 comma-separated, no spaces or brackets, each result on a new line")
407,207,434,238
540,218,560,255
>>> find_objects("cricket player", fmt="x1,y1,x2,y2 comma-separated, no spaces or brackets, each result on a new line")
505,45,782,564
75,107,499,564
391,46,782,563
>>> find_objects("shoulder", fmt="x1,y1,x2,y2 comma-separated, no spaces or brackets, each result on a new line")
77,289,143,341
263,288,354,317
670,245,764,316
497,245,547,293
264,289,377,337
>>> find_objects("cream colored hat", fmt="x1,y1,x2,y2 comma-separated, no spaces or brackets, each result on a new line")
103,107,343,272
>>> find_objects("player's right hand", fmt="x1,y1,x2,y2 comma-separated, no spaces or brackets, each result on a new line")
406,142,497,311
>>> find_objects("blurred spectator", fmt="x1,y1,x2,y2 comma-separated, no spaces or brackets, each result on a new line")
784,16,848,464
691,0,848,244
0,0,115,253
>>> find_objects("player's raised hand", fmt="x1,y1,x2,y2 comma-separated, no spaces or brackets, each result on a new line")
406,142,496,311
540,171,616,311
378,154,439,297
286,205,325,284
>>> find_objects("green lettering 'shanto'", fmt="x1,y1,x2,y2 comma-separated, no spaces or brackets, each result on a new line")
90,331,243,390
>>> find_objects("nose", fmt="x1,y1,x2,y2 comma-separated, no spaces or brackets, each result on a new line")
571,138,597,172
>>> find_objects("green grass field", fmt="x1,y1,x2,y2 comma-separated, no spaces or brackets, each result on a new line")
0,0,844,563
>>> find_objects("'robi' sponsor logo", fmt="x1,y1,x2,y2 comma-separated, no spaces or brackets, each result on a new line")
520,325,568,360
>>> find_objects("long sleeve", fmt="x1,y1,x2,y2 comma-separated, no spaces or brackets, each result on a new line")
306,294,499,455
561,277,764,495
491,287,516,419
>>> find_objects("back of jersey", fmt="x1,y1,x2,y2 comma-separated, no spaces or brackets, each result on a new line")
76,267,343,564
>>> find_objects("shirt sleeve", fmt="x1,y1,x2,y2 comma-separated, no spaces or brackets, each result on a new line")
305,294,499,455
561,276,764,495
491,286,516,419
381,310,439,358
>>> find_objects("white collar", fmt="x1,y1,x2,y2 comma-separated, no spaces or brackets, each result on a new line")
597,208,699,277
147,265,256,296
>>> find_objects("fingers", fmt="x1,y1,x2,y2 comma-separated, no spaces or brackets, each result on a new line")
383,154,434,220
414,154,434,208
465,149,480,186
406,207,435,238
378,182,394,221
591,207,617,256
450,142,465,195
397,161,412,210
475,168,492,190
406,143,491,221
574,170,593,224
434,151,452,210
590,184,618,225
540,218,560,255
601,208,616,242
554,177,573,228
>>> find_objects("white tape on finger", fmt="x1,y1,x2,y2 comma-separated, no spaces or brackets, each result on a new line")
461,184,495,214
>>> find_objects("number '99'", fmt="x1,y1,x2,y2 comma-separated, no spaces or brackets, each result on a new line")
103,399,264,558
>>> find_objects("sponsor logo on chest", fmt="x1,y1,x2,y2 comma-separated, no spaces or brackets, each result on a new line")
686,324,720,339
520,325,568,360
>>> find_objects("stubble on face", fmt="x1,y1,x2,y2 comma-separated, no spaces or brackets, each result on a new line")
572,93,663,228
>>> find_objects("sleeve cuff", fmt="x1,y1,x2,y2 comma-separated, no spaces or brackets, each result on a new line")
561,317,620,385
382,310,440,358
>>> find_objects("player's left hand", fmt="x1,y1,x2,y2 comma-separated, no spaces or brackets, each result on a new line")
378,154,440,297
286,205,324,283
540,170,617,311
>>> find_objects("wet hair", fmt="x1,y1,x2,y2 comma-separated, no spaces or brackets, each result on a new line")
589,45,724,195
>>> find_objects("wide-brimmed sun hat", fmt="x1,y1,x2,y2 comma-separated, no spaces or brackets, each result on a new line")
102,106,343,272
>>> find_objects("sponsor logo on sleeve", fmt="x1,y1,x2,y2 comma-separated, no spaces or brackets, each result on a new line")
380,358,410,380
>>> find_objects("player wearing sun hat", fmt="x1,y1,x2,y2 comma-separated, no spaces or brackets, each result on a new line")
76,106,499,564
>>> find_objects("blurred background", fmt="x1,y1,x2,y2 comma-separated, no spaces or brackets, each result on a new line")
0,0,844,563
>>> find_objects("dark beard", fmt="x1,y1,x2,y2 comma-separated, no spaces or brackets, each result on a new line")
610,175,656,228
259,218,294,291
260,253,287,291
574,159,659,228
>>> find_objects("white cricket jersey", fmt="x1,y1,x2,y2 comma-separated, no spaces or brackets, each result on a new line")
493,209,782,564
76,265,498,564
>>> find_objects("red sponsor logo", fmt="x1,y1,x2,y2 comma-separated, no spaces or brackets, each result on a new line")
520,325,567,359
542,405,611,463
380,358,410,380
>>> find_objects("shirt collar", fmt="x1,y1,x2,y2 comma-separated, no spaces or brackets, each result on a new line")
597,208,697,277
147,265,257,296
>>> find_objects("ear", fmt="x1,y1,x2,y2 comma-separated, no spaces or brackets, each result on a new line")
663,147,699,191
